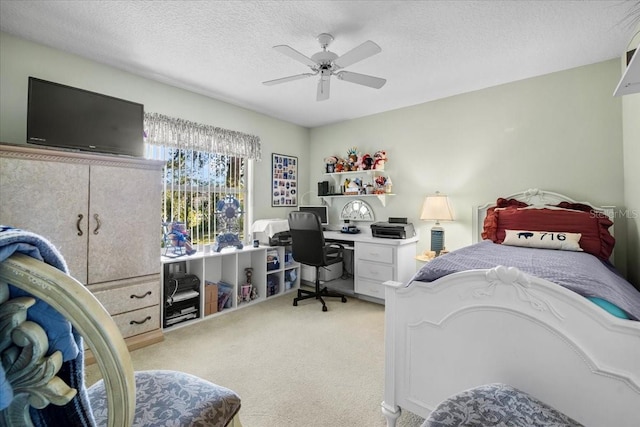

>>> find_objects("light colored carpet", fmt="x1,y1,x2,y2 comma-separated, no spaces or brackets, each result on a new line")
85,290,425,426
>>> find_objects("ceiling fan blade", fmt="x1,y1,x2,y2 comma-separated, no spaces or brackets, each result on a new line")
262,73,316,86
273,45,317,68
333,40,381,69
336,71,386,89
317,77,330,101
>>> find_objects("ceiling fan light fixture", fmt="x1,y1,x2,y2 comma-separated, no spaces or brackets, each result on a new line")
311,50,338,65
317,78,330,101
263,32,386,101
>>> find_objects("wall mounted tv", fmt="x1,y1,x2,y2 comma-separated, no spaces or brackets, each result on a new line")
27,77,145,157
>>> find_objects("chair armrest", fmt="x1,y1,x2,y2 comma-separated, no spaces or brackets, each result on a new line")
323,243,344,264
326,242,344,249
324,243,344,254
0,253,135,427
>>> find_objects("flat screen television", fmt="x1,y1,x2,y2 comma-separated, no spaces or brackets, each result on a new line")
299,205,329,226
27,77,145,157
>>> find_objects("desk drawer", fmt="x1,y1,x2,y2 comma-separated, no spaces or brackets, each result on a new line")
355,277,385,299
357,243,394,264
357,260,393,282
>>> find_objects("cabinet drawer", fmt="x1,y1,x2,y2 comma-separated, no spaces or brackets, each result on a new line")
91,277,160,315
357,243,394,264
112,305,160,338
355,278,385,299
357,260,393,282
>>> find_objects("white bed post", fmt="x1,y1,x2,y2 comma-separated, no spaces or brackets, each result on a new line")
381,280,404,426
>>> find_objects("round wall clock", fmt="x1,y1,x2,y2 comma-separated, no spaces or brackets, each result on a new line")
340,199,375,221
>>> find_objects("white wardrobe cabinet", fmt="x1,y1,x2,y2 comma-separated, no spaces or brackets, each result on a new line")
0,144,165,354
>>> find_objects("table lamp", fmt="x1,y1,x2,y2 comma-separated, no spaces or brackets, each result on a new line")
420,191,453,256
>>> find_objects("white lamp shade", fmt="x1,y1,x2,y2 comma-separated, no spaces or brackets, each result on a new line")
420,193,453,222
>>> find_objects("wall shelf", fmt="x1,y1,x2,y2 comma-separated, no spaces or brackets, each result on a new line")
321,169,393,206
320,193,395,207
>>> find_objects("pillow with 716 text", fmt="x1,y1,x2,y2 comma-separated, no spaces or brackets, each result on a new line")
502,230,583,252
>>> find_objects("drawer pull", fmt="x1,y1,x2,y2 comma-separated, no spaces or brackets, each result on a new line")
130,316,152,325
130,291,152,299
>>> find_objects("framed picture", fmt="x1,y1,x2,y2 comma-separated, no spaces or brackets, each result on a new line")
272,153,298,207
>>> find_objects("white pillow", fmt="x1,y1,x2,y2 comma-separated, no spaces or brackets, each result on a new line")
502,230,583,252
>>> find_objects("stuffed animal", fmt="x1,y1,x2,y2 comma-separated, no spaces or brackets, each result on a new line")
361,153,373,170
324,156,338,173
373,150,387,170
347,147,358,171
165,221,196,256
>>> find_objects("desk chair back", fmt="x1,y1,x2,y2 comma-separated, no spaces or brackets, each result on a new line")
288,211,328,267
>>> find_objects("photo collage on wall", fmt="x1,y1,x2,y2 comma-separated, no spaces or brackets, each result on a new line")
272,153,297,206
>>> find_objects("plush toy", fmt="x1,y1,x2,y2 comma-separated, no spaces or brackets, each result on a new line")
165,221,196,256
354,153,364,171
373,150,388,170
324,156,338,173
361,153,373,170
346,147,358,171
325,156,338,164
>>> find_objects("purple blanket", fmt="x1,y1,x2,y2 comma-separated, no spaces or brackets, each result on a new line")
411,241,640,321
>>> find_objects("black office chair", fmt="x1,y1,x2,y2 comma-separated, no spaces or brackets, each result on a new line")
288,211,347,312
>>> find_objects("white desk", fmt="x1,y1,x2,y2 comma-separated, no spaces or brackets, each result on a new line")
321,231,418,302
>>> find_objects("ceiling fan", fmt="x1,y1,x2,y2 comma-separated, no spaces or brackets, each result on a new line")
263,33,387,101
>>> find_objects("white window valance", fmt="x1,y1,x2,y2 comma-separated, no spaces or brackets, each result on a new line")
144,112,262,161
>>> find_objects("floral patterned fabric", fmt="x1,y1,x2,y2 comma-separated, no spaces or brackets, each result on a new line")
423,383,583,427
87,370,241,427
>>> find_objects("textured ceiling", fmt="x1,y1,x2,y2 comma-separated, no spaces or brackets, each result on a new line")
1,0,638,128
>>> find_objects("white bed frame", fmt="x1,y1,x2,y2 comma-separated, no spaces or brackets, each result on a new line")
382,189,640,426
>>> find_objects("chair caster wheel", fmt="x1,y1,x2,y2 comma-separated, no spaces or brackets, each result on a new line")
341,297,347,303
322,305,328,312
293,301,298,306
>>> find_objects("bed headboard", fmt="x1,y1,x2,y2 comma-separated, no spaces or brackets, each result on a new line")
471,188,615,243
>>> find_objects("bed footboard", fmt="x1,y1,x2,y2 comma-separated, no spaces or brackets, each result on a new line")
381,267,640,427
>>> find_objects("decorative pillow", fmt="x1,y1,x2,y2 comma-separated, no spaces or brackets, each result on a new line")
481,198,529,241
502,230,583,251
486,208,614,260
554,201,597,212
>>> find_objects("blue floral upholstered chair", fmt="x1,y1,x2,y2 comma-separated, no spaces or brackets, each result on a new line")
0,226,241,426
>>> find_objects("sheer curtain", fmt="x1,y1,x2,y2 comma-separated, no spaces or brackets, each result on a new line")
144,112,261,248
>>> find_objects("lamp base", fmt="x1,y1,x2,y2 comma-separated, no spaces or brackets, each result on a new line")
430,227,444,256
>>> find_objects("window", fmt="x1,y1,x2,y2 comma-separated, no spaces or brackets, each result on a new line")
144,113,261,249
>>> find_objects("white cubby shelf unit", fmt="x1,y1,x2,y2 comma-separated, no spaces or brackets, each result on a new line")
161,245,300,329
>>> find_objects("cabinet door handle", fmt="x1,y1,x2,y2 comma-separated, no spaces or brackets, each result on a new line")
130,316,151,325
93,213,101,235
130,291,152,299
76,214,84,236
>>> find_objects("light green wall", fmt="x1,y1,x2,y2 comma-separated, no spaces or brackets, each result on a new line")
310,60,627,273
621,26,640,287
2,32,634,282
0,32,310,225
